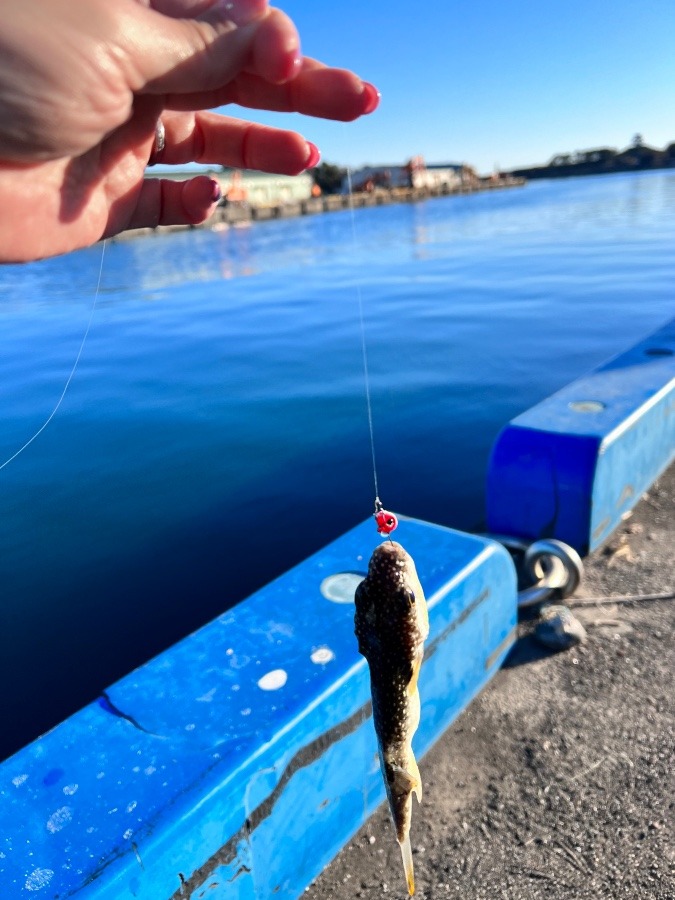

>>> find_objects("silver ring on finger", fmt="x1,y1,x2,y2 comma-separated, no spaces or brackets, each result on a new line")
148,120,166,166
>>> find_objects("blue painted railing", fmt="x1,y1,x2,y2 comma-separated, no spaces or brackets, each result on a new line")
487,317,675,553
0,518,516,898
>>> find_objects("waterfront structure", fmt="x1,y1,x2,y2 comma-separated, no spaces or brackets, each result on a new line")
218,167,314,207
145,166,314,208
127,165,521,239
342,157,475,194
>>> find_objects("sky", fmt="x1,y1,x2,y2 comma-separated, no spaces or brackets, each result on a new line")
219,0,675,174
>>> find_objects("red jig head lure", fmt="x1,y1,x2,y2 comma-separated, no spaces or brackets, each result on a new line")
373,499,398,536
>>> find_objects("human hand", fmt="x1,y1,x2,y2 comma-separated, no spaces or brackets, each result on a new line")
0,0,379,262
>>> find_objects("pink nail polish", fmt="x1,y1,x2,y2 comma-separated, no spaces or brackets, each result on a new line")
361,82,381,114
304,142,321,169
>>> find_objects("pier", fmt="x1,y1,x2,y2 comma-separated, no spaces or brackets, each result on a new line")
114,177,526,243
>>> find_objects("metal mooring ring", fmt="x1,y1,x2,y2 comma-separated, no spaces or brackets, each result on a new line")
523,539,583,598
481,534,584,608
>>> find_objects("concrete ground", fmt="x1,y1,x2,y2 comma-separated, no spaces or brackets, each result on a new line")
306,465,674,900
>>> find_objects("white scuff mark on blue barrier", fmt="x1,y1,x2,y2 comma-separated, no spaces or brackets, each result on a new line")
46,805,72,833
196,687,217,703
24,867,54,891
311,647,335,664
258,669,288,690
320,571,364,603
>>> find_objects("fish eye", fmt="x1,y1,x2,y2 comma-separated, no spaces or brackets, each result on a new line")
407,589,415,605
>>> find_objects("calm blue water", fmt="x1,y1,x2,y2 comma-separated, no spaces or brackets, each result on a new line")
1,170,674,759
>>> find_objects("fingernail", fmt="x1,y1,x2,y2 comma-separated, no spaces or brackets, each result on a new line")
304,142,321,169
362,82,381,114
211,180,222,203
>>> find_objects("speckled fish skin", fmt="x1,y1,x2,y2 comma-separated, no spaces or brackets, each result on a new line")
354,540,429,895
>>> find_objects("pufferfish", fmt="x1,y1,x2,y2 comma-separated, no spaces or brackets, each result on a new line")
354,540,429,895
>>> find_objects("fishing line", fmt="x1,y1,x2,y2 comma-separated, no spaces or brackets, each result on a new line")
344,165,374,827
345,166,394,835
345,167,399,544
0,240,105,471
345,166,381,508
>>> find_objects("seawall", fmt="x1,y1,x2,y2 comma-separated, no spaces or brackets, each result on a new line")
113,178,526,243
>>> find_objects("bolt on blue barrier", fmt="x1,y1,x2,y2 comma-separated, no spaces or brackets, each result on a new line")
487,317,675,554
0,518,516,899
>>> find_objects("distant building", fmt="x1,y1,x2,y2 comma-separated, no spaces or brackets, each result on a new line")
219,168,313,207
413,158,472,190
145,167,313,208
342,157,470,193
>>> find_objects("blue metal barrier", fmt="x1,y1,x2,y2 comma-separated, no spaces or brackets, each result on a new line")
487,318,675,554
0,518,516,899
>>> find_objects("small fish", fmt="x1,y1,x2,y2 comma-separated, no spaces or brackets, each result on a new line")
354,540,429,895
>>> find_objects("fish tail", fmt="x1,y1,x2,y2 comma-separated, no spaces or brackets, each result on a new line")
399,834,415,895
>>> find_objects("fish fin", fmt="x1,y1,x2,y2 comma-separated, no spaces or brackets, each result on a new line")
407,653,423,696
409,753,423,804
390,764,417,795
399,834,415,895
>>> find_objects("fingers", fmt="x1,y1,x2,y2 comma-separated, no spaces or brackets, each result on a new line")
166,56,380,122
247,6,301,83
118,174,222,233
129,5,377,119
149,0,268,27
242,61,380,120
152,110,318,174
122,3,301,93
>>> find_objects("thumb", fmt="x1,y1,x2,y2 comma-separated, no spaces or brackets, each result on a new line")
119,2,302,93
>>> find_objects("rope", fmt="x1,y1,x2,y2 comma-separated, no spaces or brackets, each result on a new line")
569,590,674,607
